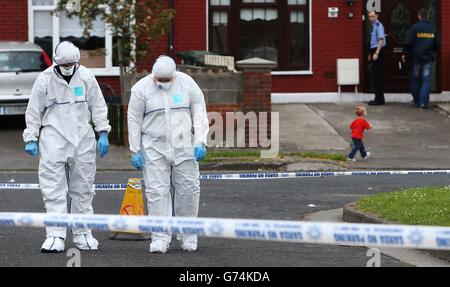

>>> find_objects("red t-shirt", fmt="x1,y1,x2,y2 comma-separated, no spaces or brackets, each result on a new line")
350,117,372,139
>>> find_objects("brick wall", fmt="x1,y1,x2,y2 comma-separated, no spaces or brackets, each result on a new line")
242,71,272,114
241,69,273,143
97,77,121,98
172,0,207,57
272,0,364,93
0,0,28,41
135,0,207,72
2,0,446,94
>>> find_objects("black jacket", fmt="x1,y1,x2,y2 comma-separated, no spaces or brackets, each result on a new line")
404,20,440,63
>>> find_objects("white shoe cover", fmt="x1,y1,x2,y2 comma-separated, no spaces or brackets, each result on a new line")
41,237,65,253
179,235,198,252
73,233,99,251
149,240,169,254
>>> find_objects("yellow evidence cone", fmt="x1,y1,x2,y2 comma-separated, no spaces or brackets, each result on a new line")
109,178,151,241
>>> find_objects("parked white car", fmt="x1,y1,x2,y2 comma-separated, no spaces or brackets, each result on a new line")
0,41,51,116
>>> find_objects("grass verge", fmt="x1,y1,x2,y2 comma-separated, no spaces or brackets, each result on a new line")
355,186,450,226
204,149,347,162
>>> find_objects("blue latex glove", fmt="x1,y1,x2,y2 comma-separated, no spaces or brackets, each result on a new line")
131,152,145,170
194,145,206,162
97,132,109,158
25,141,38,157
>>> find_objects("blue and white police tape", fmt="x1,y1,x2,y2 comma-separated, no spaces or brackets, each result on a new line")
1,169,450,191
199,169,450,180
0,212,449,250
0,183,128,191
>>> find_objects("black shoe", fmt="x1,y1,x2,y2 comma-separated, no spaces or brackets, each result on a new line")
368,101,385,106
410,101,420,107
420,105,428,110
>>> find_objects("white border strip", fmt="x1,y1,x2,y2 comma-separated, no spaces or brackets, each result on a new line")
272,92,450,104
1,212,449,250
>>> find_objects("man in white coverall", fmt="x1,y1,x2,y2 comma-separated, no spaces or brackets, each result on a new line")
128,56,209,253
23,41,111,253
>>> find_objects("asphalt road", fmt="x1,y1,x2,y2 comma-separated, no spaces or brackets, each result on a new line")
1,172,449,267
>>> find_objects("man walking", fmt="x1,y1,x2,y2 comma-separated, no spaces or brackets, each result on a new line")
402,8,440,109
368,10,386,106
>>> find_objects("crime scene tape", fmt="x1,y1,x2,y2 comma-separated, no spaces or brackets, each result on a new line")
0,212,449,250
1,169,450,191
0,183,127,191
198,169,450,180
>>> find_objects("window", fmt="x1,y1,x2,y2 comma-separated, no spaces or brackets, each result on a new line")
209,0,310,71
29,0,119,75
0,51,50,73
240,7,279,64
210,0,230,55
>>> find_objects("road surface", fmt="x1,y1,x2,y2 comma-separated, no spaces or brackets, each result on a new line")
1,171,448,267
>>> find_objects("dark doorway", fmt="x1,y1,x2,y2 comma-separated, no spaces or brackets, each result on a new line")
364,0,441,93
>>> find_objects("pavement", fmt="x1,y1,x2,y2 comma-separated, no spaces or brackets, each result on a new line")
4,102,450,171
0,116,131,171
272,104,348,152
2,172,450,267
436,103,450,114
307,103,450,169
306,208,450,267
343,203,450,263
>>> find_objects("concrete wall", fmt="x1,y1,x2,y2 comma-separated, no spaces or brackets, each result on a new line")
183,69,243,106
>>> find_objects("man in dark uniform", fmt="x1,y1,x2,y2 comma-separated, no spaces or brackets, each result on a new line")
402,8,440,109
368,10,386,106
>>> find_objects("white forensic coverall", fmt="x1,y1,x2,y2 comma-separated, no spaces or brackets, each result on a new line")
127,58,209,250
23,62,111,244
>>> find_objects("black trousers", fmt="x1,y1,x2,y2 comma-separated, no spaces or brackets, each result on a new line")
370,48,385,103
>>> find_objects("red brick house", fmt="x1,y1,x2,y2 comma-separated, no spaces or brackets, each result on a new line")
1,0,449,102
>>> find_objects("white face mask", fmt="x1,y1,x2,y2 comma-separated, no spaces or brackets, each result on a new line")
156,81,173,90
60,65,75,76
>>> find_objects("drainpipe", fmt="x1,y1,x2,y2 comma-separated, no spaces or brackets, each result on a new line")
168,0,174,57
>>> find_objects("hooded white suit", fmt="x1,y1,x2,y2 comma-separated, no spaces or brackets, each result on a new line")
127,56,209,252
23,42,110,250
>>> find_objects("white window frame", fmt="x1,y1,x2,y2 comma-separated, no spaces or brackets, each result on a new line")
27,0,119,76
206,0,313,75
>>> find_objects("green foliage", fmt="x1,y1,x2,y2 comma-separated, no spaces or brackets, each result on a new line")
203,149,347,162
356,186,450,226
55,0,175,70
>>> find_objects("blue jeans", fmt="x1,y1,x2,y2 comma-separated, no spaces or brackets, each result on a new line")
348,138,367,159
411,61,432,108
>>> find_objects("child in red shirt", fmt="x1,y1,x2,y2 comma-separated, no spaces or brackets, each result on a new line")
348,106,372,162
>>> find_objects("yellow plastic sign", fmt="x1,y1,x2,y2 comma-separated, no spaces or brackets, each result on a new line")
119,178,145,216
110,178,149,239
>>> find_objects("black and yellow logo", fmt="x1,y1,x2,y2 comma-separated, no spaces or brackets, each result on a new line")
416,32,435,39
